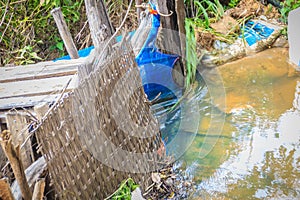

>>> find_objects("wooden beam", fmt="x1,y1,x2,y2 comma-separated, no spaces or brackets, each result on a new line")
11,157,47,200
156,0,181,54
51,7,79,59
0,130,32,200
135,0,143,23
0,95,59,111
6,112,33,169
0,62,80,83
84,0,114,47
175,0,186,76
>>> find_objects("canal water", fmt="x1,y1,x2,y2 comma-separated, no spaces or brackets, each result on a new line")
156,47,300,199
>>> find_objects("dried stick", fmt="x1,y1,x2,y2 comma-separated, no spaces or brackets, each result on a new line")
0,130,32,200
0,13,13,44
0,1,9,28
32,179,45,200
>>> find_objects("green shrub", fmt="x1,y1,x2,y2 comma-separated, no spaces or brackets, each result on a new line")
280,0,300,23
0,0,85,66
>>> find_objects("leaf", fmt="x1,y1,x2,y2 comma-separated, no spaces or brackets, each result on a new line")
56,42,64,51
30,52,42,60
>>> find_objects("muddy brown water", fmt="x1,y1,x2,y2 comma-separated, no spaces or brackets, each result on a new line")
159,47,300,199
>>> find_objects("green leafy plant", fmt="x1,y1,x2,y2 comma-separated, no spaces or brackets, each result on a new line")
280,0,300,24
185,18,198,88
0,0,85,66
15,44,43,65
49,36,65,56
105,178,139,200
193,0,224,28
227,0,240,9
183,0,227,87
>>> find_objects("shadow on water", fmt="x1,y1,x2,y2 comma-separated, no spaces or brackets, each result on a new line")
153,48,300,199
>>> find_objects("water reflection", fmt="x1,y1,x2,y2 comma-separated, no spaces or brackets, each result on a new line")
159,48,300,199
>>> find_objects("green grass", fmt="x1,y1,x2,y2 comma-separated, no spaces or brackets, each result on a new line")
184,0,227,87
185,18,200,88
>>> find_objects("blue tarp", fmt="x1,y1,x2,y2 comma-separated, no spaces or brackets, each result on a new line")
135,3,181,100
53,31,135,61
53,46,95,61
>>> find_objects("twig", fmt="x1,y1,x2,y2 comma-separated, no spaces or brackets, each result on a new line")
0,12,13,44
41,77,72,121
21,107,38,122
9,0,26,5
143,182,155,196
79,33,91,50
75,20,89,42
0,0,9,28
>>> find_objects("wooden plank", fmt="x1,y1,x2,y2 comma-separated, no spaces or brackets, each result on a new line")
0,62,82,83
11,157,47,200
0,75,78,99
0,130,32,200
2,56,85,69
6,112,33,169
0,95,59,111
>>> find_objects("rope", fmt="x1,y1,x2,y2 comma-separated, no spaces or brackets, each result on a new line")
135,3,173,17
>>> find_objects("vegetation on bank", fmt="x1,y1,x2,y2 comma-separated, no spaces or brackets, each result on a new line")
0,0,299,67
0,0,87,65
0,0,136,66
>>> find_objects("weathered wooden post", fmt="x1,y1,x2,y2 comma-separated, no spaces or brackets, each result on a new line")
175,0,186,76
51,7,79,59
6,112,33,169
32,178,45,200
0,130,32,200
157,0,186,85
84,0,115,48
